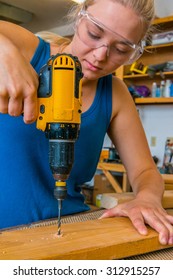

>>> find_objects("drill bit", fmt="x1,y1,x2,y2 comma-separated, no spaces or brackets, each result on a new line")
57,199,62,236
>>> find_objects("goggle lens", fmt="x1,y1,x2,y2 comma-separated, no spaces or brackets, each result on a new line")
76,10,143,65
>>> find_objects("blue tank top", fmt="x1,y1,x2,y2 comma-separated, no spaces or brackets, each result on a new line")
0,38,112,228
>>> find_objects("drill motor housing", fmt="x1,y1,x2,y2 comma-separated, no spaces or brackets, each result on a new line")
37,53,83,199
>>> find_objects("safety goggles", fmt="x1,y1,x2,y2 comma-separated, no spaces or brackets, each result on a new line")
75,9,143,65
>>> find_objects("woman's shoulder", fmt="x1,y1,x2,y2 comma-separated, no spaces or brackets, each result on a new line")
111,74,135,116
112,75,127,90
36,31,71,55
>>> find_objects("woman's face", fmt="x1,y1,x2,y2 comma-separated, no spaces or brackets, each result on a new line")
70,0,143,80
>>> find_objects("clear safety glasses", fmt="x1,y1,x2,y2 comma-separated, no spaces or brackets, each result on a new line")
75,9,143,65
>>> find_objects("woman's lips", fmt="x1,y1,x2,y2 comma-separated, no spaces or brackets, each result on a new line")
84,60,102,71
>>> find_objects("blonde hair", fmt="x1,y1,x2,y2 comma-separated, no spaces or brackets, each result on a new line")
35,31,71,46
68,0,155,40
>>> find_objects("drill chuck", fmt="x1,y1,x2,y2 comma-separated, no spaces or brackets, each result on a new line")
55,181,67,236
54,181,67,201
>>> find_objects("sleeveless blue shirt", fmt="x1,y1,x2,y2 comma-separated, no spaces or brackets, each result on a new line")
0,38,112,228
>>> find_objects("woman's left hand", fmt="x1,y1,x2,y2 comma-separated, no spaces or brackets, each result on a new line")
100,197,173,245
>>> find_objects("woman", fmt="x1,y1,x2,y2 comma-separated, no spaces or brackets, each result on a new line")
0,0,173,245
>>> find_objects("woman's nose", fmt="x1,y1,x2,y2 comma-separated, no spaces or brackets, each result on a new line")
93,45,109,61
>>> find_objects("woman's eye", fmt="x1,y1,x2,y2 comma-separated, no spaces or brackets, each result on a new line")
113,45,131,55
115,48,126,54
88,31,101,40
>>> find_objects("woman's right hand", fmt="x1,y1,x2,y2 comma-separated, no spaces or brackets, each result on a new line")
0,34,39,123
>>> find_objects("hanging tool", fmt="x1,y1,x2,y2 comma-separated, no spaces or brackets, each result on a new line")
130,61,148,74
36,53,83,235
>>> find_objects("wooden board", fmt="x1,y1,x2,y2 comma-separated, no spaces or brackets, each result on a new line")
162,174,173,190
101,190,173,209
0,217,172,260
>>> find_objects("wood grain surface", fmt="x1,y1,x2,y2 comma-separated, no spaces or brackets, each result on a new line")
0,217,172,260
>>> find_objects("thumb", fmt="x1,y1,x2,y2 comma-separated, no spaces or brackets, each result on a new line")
99,208,120,219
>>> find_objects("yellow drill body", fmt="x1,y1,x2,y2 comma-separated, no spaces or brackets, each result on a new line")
37,53,82,131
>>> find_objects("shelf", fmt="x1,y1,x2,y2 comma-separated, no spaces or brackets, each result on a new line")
115,15,173,97
135,97,173,105
145,42,173,50
124,71,173,79
153,15,173,26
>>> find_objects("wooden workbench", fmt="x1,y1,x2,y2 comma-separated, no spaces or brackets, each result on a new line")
0,210,173,260
101,190,173,209
97,162,173,193
97,162,130,192
162,174,173,190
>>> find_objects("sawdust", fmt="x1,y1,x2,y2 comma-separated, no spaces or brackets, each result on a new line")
53,232,63,238
39,232,64,241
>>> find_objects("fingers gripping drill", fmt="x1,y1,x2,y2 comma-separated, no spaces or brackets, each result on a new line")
36,53,83,235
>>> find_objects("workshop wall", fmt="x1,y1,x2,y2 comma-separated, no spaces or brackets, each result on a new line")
155,0,173,17
138,105,173,167
103,105,173,168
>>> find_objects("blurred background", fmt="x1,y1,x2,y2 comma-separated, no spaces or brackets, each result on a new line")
0,0,173,36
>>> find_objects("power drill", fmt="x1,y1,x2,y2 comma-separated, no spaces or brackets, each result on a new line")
36,53,83,234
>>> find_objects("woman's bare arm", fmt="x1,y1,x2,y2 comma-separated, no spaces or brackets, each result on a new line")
0,21,39,123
